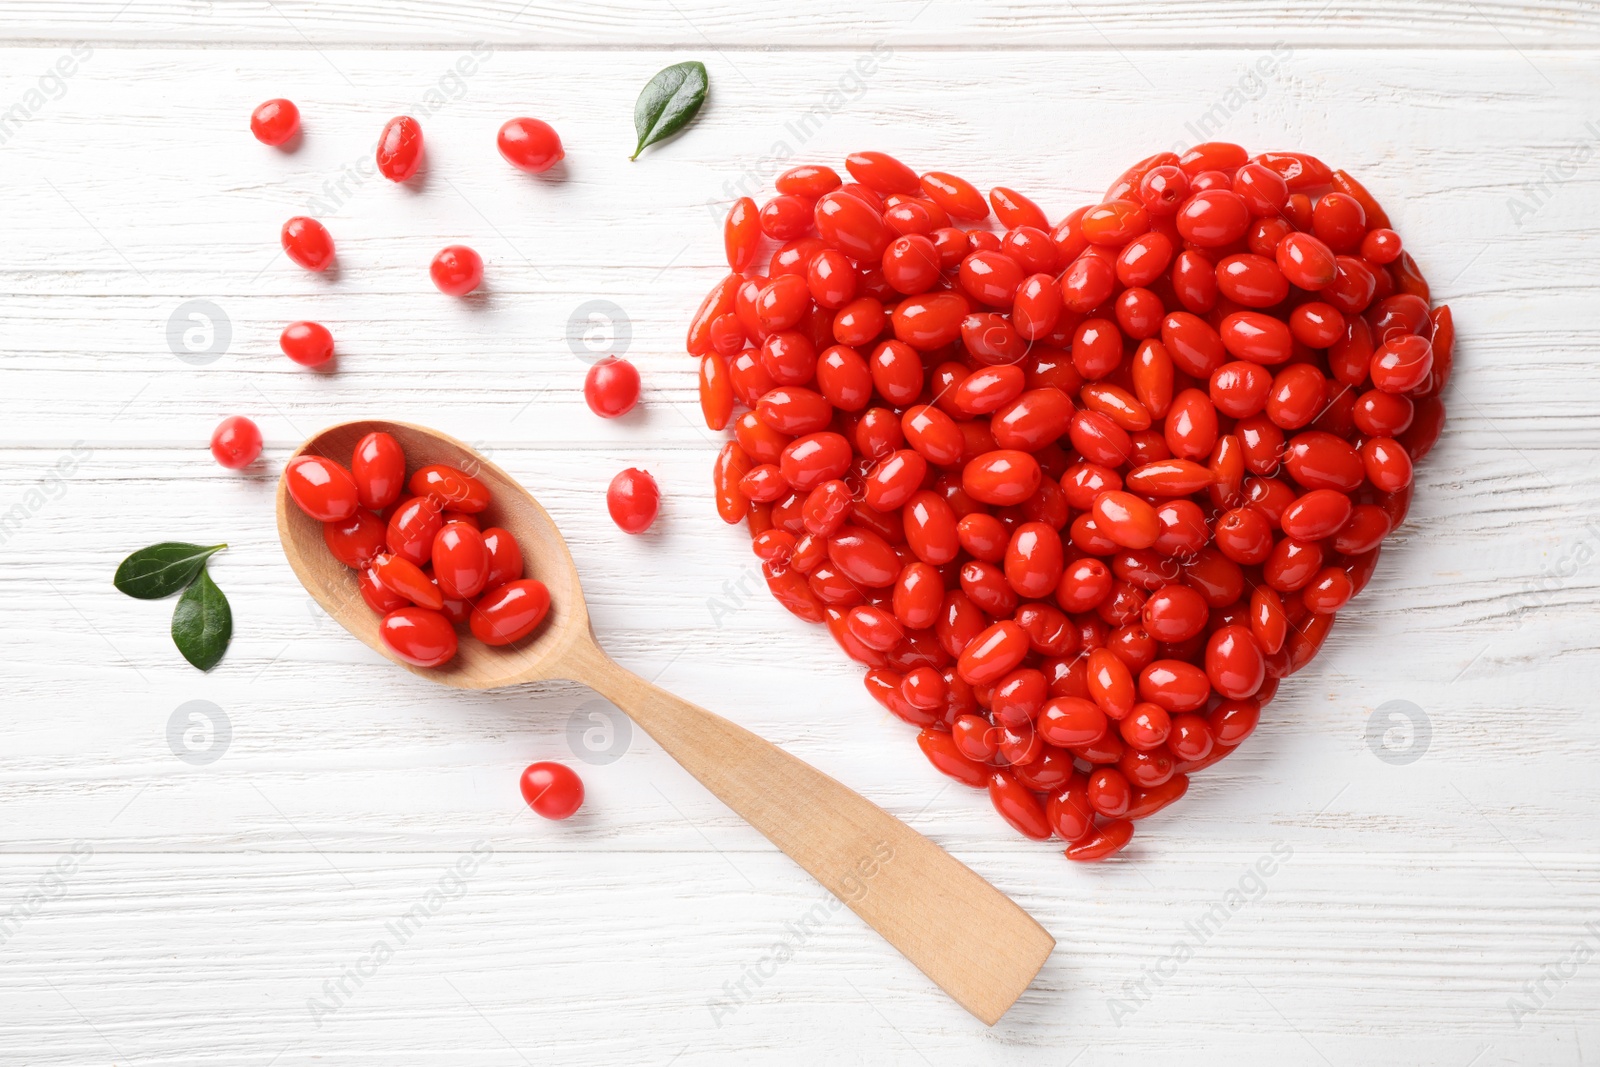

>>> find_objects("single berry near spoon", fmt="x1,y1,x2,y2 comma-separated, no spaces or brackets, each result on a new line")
520,761,583,819
210,416,262,469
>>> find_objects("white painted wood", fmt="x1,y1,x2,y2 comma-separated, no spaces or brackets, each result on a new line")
1,10,1599,1064
3,0,1600,46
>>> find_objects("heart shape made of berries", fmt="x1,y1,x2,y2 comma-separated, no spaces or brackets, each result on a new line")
689,145,1451,862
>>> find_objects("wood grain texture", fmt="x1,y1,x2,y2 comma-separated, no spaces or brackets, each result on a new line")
1,12,1599,1065
2,0,1600,45
576,641,1055,1027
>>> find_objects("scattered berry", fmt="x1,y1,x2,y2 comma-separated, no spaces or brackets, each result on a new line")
279,321,334,366
607,468,660,533
281,216,334,272
210,416,262,469
376,116,424,182
497,118,564,174
520,761,584,819
430,245,483,296
583,356,641,418
250,99,299,146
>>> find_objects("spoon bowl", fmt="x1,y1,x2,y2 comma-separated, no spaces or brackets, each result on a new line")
277,419,589,689
276,419,1054,1026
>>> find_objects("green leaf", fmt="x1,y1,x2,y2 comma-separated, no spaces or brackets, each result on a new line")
632,60,708,160
114,542,226,600
171,568,232,672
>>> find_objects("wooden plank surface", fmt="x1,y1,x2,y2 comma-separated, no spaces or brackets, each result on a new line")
1,0,1599,46
1,18,1598,1066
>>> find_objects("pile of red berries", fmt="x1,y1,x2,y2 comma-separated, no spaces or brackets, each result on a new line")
283,432,551,669
691,145,1451,861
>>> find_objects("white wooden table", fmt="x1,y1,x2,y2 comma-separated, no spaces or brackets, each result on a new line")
3,2,1598,1063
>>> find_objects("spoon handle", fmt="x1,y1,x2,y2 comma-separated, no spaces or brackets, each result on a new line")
568,641,1054,1025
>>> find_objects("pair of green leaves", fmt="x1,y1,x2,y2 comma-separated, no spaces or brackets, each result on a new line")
114,542,232,671
632,60,708,161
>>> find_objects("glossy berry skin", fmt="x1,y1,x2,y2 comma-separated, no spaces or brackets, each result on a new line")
584,356,642,418
471,579,552,645
409,464,491,513
724,199,761,274
375,116,424,181
1087,648,1136,719
845,151,920,194
281,217,334,272
359,565,409,614
1362,228,1403,264
990,186,1049,230
1065,820,1134,861
250,99,299,146
284,455,359,522
378,607,457,668
322,511,387,568
1276,232,1337,290
962,450,1042,506
520,761,583,820
1361,437,1413,492
432,522,489,599
279,321,334,367
1205,625,1266,699
1176,190,1250,247
430,245,483,296
778,164,841,199
497,117,564,173
480,527,525,588
922,171,989,221
351,431,405,511
1092,491,1160,549
884,235,942,295
780,433,851,490
1282,489,1353,542
210,416,262,469
958,621,1030,685
1039,698,1109,747
987,771,1053,839
607,468,660,533
815,190,891,262
372,552,443,609
1371,335,1433,394
829,527,900,587
386,496,444,566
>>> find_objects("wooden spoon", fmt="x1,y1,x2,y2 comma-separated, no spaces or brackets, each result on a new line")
276,419,1054,1025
